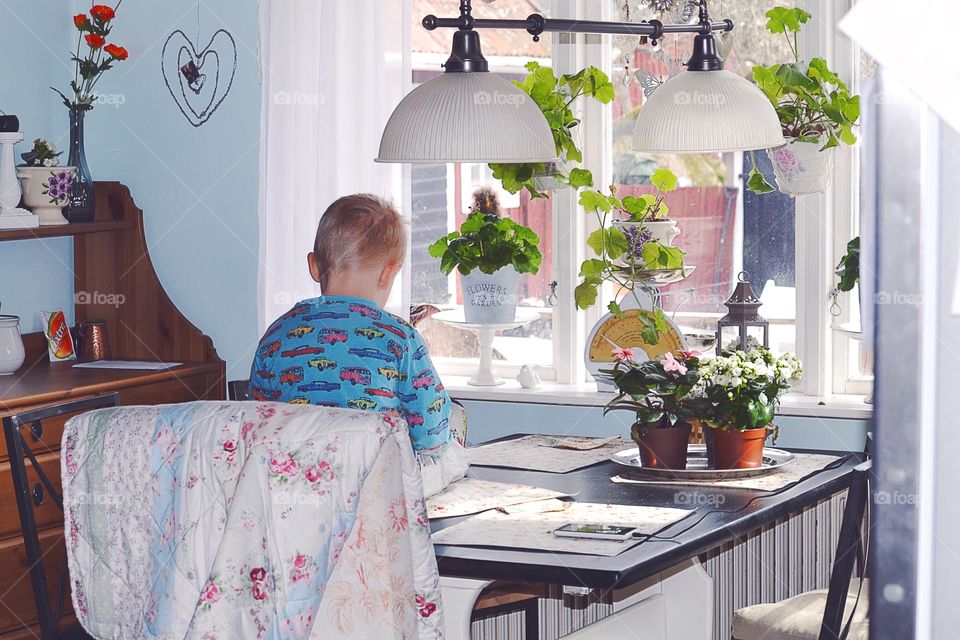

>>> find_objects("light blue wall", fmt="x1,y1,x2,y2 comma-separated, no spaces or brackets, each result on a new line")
456,399,870,452
0,1,261,378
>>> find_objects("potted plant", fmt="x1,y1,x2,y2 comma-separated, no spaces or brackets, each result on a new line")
746,7,860,196
489,62,614,199
575,184,686,345
428,188,542,324
611,167,681,248
835,236,859,295
54,3,129,222
603,349,705,469
698,348,803,469
16,139,75,226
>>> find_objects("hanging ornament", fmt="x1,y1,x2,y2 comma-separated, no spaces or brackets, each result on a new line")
668,0,699,25
718,30,736,60
645,0,681,13
618,1,636,87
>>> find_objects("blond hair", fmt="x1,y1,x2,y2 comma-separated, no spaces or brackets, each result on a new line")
313,194,407,290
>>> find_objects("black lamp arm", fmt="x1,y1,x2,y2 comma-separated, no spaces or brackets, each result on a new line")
422,15,734,41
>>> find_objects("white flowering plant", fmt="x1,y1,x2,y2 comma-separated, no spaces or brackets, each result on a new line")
697,348,802,432
20,139,61,167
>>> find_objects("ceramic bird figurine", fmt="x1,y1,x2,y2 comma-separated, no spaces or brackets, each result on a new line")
517,364,542,389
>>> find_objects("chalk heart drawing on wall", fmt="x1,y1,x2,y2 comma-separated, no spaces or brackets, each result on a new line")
161,29,237,127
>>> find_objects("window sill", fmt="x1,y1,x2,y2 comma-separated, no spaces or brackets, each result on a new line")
443,376,873,420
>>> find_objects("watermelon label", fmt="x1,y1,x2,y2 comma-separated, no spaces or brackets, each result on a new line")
40,310,77,362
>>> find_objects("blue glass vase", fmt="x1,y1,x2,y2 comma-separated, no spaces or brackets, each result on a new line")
66,108,95,223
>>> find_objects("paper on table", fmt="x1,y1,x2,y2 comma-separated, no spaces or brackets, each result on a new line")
469,435,630,473
611,453,842,492
427,478,570,519
431,502,693,557
73,360,182,371
540,436,620,450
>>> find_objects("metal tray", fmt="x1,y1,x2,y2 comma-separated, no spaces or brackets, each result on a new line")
610,444,796,480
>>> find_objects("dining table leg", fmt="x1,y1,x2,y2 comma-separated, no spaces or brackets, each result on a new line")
440,576,493,640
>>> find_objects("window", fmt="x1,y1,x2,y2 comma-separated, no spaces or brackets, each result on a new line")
401,0,872,398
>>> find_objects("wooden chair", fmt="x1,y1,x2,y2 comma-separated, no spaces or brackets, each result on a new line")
2,394,119,640
731,460,872,640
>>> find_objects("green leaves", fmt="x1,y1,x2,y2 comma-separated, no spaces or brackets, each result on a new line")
641,243,685,270
835,236,860,292
429,210,542,277
764,7,811,35
575,279,601,310
746,166,776,195
566,168,594,189
650,168,678,193
587,227,628,259
488,163,547,199
579,189,613,214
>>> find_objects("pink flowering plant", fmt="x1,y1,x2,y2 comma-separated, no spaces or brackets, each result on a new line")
601,349,706,429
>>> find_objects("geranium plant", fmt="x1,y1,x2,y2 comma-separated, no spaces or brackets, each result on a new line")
602,349,706,429
835,236,860,293
54,3,129,111
489,62,615,199
19,139,61,167
746,6,860,194
428,188,542,276
574,183,686,344
615,168,678,223
698,348,802,432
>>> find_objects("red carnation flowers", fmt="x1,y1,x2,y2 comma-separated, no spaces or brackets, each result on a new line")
58,3,129,110
90,5,116,22
84,34,105,49
104,44,128,60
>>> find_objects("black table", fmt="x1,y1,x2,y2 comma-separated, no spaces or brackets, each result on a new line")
432,443,861,591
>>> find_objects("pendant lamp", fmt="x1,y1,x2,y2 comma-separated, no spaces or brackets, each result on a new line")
633,32,786,154
376,11,557,164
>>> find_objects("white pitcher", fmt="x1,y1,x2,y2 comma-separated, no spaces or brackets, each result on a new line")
0,315,25,375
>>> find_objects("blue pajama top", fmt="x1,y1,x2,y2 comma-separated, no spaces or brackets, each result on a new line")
249,296,452,451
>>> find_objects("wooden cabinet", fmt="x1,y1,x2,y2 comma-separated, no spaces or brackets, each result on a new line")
0,183,226,638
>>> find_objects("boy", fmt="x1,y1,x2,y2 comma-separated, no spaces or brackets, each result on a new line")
250,194,467,496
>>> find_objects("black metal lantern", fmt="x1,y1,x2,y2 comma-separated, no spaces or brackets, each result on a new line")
716,272,769,354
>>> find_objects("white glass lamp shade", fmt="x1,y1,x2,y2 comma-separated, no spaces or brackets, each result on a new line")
377,72,558,164
633,70,786,154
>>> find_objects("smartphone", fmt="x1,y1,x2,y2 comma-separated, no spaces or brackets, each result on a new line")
553,523,637,541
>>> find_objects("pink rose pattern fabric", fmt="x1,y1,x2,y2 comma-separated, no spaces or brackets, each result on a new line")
62,401,443,639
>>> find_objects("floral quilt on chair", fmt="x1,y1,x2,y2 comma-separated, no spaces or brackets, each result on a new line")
62,401,443,639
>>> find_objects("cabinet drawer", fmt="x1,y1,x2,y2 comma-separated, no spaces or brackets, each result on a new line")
0,529,72,634
0,403,97,463
0,453,63,541
117,373,219,405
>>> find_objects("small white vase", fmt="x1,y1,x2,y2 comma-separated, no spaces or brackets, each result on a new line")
0,315,25,375
461,266,520,324
613,219,680,248
17,166,76,225
768,142,835,196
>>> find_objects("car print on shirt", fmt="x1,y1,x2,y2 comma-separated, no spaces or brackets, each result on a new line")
251,387,282,401
282,303,311,319
340,367,372,386
263,322,283,338
365,387,396,399
313,400,341,407
347,348,394,362
289,397,311,405
259,340,281,358
347,397,378,410
412,345,427,361
427,418,449,436
378,367,409,381
355,327,385,340
372,321,407,339
297,380,342,393
303,311,350,321
397,392,418,404
387,340,407,361
280,366,304,385
307,357,337,371
435,383,445,393
256,369,275,380
427,396,447,414
317,328,348,345
281,345,325,358
412,370,436,390
349,303,382,320
404,412,425,427
287,325,314,339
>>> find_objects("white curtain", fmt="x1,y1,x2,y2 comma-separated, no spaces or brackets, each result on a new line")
257,0,410,330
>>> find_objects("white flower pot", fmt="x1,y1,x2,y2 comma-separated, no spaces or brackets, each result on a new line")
461,266,520,324
768,142,835,196
17,166,76,225
0,315,25,375
613,219,680,247
532,161,570,193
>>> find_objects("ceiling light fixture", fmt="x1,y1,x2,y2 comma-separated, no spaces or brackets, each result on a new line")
379,0,783,164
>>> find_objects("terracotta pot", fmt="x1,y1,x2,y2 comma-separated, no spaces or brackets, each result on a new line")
633,421,692,470
711,427,769,469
